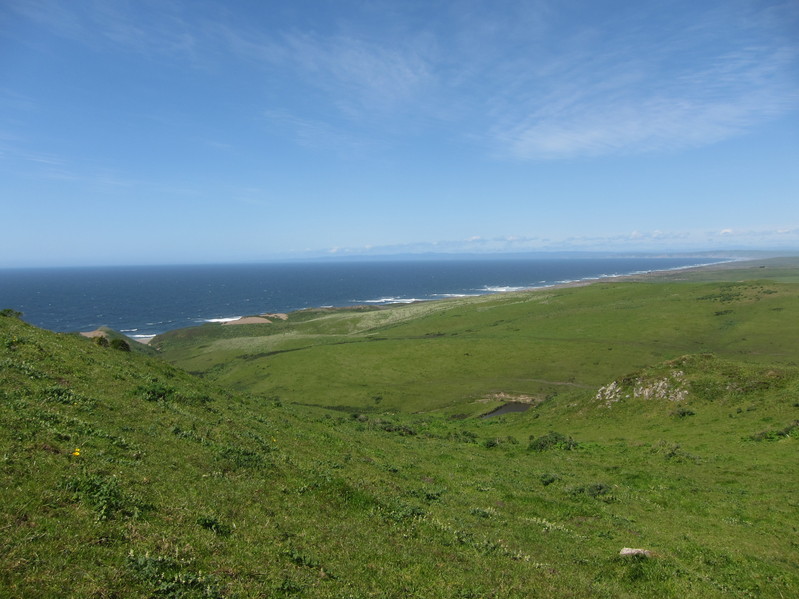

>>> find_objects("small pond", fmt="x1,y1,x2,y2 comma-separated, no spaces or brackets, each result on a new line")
480,402,531,419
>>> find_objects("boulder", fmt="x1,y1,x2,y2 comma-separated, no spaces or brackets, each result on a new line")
619,547,654,557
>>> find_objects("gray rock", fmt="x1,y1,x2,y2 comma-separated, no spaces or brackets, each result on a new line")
620,547,653,557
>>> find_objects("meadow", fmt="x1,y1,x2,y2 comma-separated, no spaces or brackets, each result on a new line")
154,260,799,417
1,257,798,598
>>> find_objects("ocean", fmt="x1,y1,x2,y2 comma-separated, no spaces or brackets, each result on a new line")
0,256,723,340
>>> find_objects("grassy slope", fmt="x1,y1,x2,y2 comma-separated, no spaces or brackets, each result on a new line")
2,258,799,598
155,262,799,415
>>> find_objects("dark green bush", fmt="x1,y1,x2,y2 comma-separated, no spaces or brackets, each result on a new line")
672,407,696,418
137,382,173,402
570,483,614,501
376,419,416,436
528,431,578,451
110,338,131,352
540,473,559,486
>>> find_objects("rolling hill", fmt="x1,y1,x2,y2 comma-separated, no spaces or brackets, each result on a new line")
2,259,798,597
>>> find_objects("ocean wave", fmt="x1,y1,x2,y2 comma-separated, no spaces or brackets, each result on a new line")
360,297,430,305
204,316,242,323
433,293,479,298
129,333,156,339
121,328,138,332
478,285,530,293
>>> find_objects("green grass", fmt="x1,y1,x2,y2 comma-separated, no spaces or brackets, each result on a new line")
154,262,799,414
2,257,799,597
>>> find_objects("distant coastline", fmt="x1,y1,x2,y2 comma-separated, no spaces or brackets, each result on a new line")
1,254,788,340
139,257,740,343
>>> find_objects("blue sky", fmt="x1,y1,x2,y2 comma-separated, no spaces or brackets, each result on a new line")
1,0,798,267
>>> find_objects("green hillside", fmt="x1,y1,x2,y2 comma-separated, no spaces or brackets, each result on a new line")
154,268,799,416
2,260,799,597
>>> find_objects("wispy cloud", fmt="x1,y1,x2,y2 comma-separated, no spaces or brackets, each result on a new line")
481,3,799,159
6,0,798,160
6,0,200,61
220,25,435,123
285,32,433,117
1,127,70,172
221,1,799,159
0,88,38,113
0,133,64,167
262,110,378,155
0,133,199,195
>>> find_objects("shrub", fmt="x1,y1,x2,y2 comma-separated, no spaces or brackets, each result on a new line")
484,435,519,448
215,445,264,469
376,419,417,436
126,552,223,599
540,473,559,486
44,385,76,403
62,473,148,520
570,483,614,501
748,420,799,442
110,338,130,352
672,407,696,418
137,382,173,402
528,431,578,452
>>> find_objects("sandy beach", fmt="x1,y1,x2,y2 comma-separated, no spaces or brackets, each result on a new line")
221,313,289,326
80,328,154,345
222,316,272,325
79,329,106,340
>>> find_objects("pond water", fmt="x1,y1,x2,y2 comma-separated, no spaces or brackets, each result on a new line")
481,402,531,419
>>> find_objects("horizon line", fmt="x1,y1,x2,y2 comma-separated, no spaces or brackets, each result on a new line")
2,248,797,270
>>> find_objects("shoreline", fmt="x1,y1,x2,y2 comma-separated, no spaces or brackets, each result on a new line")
518,258,739,291
86,256,793,342
146,258,736,341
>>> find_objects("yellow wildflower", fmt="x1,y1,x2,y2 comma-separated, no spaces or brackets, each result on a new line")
72,448,81,456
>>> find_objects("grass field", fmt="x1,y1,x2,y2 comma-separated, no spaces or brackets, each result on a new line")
154,258,799,415
2,257,798,597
